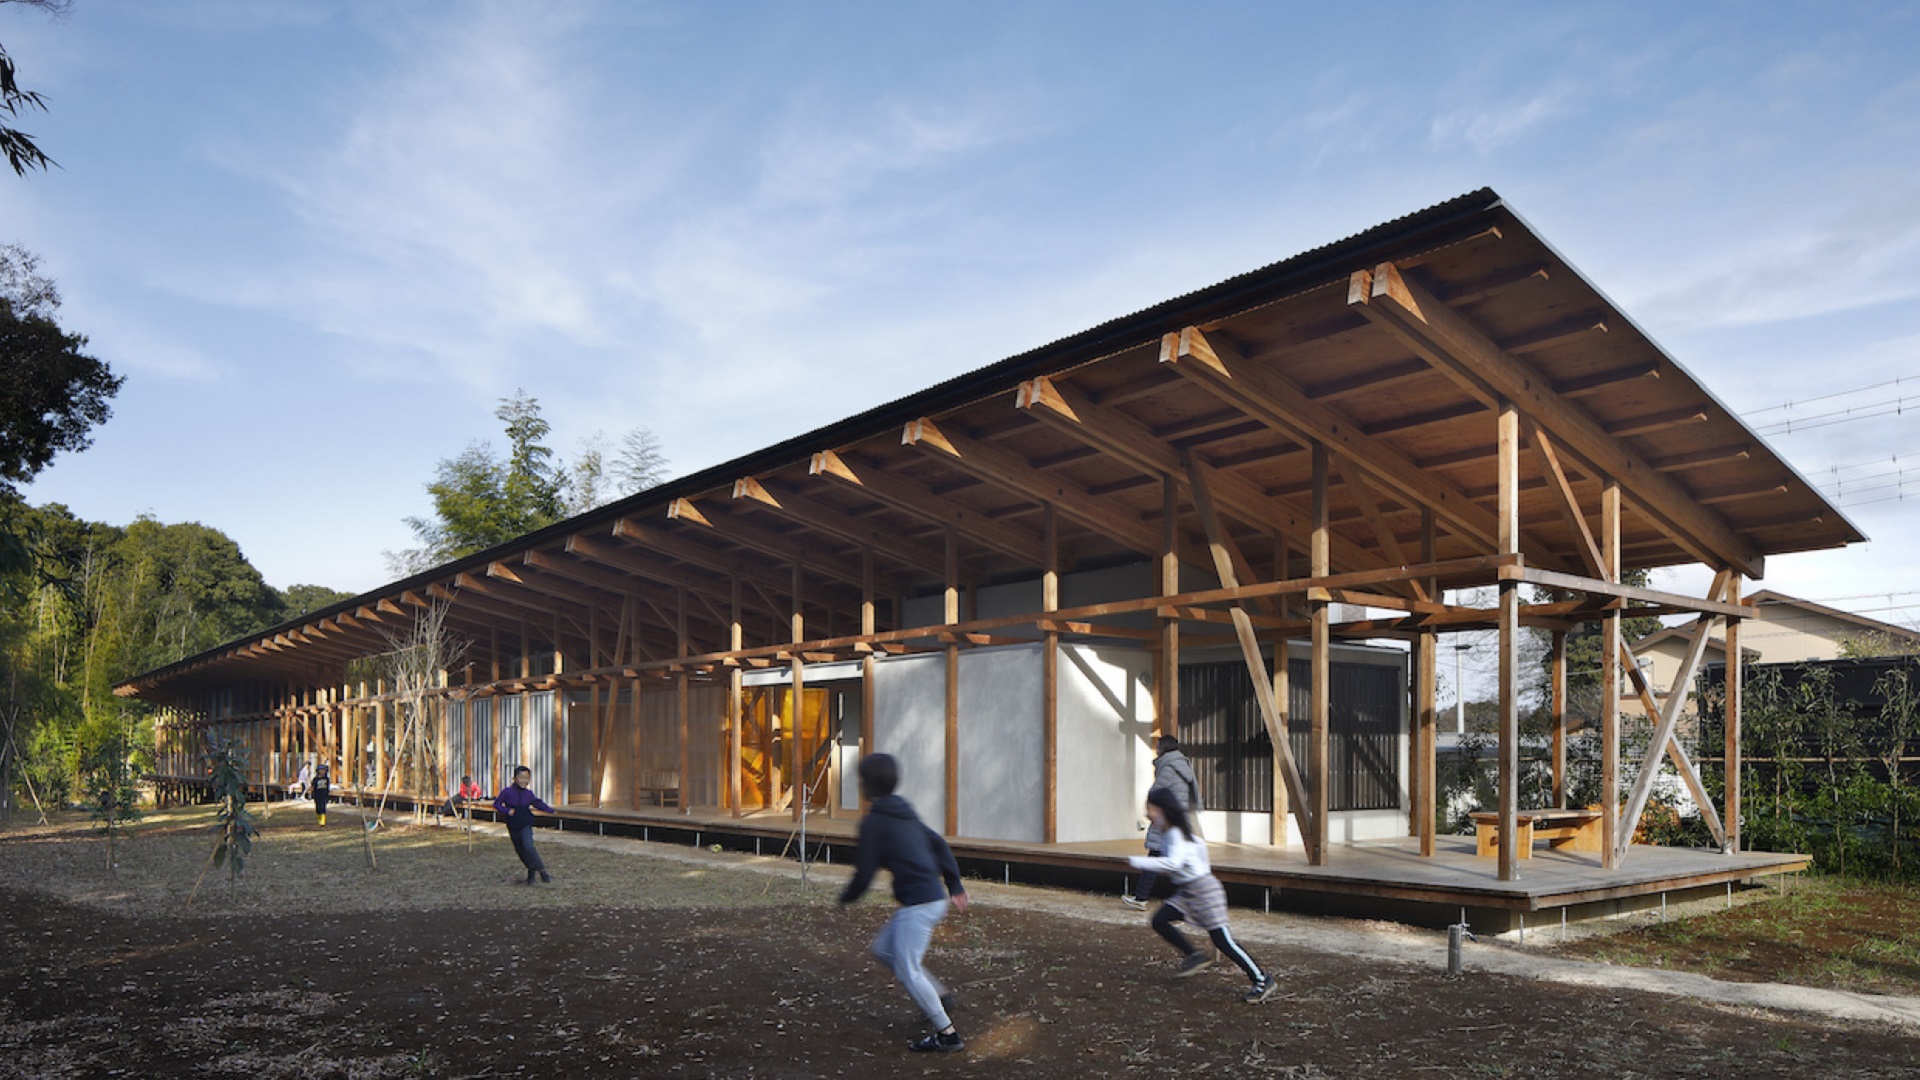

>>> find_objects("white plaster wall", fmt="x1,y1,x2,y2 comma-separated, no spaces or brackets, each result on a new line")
1055,643,1156,843
871,652,949,827
957,645,1046,842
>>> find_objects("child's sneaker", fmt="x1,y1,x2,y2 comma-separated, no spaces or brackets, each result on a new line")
1174,951,1214,978
1242,977,1276,1003
909,1031,965,1053
1121,894,1148,910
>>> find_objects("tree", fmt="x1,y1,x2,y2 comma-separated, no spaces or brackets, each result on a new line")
81,709,141,868
0,0,68,177
614,427,669,494
1528,568,1664,732
388,390,668,573
1,244,123,497
186,737,258,908
279,583,354,619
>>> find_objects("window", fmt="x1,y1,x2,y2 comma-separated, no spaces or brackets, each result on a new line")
1178,659,1402,813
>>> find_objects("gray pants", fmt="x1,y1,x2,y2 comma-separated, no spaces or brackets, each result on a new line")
871,898,951,1030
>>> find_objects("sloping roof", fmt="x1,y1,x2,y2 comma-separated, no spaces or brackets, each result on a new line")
1632,589,1919,654
118,188,1868,701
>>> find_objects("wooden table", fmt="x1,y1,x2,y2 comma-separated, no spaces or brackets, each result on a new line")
1469,808,1603,859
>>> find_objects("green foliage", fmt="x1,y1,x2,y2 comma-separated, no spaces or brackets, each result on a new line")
0,251,123,497
204,738,258,879
2,498,343,817
1697,661,1920,881
280,583,354,619
0,36,55,176
391,390,669,573
82,712,144,866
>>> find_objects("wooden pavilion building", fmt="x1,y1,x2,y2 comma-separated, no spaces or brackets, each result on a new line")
120,189,1863,933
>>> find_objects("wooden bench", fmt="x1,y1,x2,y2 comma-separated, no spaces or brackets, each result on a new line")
635,769,680,808
1469,807,1602,858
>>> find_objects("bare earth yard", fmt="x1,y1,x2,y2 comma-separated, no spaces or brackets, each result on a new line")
2,804,1916,1078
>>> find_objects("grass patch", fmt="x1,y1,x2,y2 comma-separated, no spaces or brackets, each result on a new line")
1554,874,1920,997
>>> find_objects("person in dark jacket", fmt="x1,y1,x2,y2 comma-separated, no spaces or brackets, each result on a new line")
838,753,970,1054
311,764,331,827
1125,735,1201,910
493,765,555,884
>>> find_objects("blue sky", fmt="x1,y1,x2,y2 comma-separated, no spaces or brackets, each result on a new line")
7,1,1920,659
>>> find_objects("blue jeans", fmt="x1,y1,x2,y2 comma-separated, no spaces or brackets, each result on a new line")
509,826,545,873
872,899,951,1030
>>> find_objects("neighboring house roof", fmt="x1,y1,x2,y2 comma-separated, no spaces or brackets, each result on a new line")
1632,589,1920,657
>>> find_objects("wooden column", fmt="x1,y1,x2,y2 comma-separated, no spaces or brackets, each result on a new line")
1416,506,1438,856
678,587,691,816
1724,573,1742,853
859,548,875,813
1496,399,1522,883
1309,441,1331,865
1159,475,1181,738
791,561,806,824
1551,630,1568,808
1272,537,1291,848
730,576,744,818
944,526,960,835
373,697,387,793
1043,503,1059,843
1601,477,1622,869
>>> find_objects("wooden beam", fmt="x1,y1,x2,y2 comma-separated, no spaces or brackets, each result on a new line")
1525,418,1606,579
1016,375,1316,561
1184,452,1319,860
1163,326,1505,557
734,474,950,576
1353,262,1763,577
809,448,1042,563
903,416,1206,569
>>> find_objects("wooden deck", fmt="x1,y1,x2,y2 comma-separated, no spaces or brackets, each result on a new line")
228,781,1808,935
541,799,1811,934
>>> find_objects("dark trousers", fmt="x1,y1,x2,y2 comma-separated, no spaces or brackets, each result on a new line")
509,826,545,873
1134,846,1165,899
1150,903,1265,984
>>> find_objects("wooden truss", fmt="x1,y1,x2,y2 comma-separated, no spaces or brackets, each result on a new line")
128,194,1848,883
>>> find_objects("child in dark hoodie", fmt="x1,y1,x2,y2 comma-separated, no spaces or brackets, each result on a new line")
311,764,331,827
838,753,970,1053
493,765,555,884
1126,734,1201,909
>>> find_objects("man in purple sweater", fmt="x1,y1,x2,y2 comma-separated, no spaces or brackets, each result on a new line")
493,765,554,884
838,753,969,1053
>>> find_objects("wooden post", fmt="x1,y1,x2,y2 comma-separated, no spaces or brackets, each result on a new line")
373,697,387,793
1310,441,1331,865
944,526,960,835
1158,476,1181,738
678,587,691,815
860,548,875,814
791,561,806,824
1724,573,1742,853
1551,630,1568,809
1417,506,1438,856
1043,503,1059,843
1496,399,1522,883
1601,477,1622,869
1272,536,1290,848
730,576,744,818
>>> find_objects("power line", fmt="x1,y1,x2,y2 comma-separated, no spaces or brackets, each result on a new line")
1740,373,1920,417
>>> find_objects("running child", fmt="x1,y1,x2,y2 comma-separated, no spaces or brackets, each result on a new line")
493,765,555,884
1129,785,1276,1002
838,753,970,1053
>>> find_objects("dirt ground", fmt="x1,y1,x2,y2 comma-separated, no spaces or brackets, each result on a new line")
3,805,1918,1079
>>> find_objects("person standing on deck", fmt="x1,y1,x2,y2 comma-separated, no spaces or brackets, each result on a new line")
1125,735,1201,910
838,753,970,1054
493,765,555,884
1130,785,1276,1003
